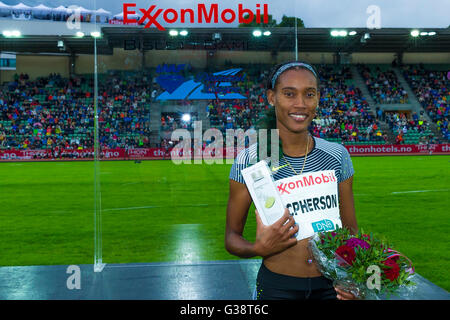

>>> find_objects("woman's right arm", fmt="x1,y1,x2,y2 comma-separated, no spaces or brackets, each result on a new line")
225,180,258,258
225,180,298,259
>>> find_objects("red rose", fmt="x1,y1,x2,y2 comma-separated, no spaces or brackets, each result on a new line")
382,258,400,281
335,245,356,266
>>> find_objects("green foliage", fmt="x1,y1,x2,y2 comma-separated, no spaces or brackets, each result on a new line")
277,15,305,28
237,14,304,28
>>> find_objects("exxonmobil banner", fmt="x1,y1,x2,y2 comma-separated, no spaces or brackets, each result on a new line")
123,3,269,30
1,144,449,161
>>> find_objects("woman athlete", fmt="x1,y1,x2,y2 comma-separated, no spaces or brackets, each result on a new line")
225,61,358,300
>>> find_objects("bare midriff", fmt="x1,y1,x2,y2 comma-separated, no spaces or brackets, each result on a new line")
263,238,322,277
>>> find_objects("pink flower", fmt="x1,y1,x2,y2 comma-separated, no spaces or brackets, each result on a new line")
346,238,370,250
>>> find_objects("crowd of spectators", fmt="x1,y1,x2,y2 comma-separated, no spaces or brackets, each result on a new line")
0,70,152,153
207,66,269,134
358,64,409,104
384,111,428,133
311,65,387,143
383,111,431,144
1,63,447,157
401,64,449,141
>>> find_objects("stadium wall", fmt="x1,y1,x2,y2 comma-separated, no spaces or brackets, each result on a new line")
1,51,449,82
402,52,450,64
76,49,210,71
75,48,144,74
350,52,396,64
207,51,337,65
1,54,69,81
145,50,208,68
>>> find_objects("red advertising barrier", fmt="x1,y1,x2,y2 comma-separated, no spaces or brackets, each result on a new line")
1,144,449,161
344,144,450,156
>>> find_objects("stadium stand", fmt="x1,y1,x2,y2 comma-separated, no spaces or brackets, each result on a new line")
3,62,447,155
208,64,269,134
0,70,152,156
311,64,387,145
401,64,449,141
383,111,434,144
357,64,409,104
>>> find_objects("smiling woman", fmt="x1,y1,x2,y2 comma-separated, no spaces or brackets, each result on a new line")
266,62,320,153
225,61,359,300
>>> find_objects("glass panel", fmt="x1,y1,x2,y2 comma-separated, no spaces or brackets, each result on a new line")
0,4,96,273
97,1,298,266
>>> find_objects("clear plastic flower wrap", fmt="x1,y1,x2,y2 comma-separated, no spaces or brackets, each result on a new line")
308,228,417,300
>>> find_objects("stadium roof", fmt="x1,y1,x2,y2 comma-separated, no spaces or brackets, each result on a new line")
0,24,449,55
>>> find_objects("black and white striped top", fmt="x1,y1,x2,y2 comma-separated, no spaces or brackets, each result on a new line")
229,136,355,184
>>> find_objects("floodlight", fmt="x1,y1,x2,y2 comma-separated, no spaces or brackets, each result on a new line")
330,30,339,37
410,30,420,37
2,30,21,38
182,114,191,122
253,30,262,37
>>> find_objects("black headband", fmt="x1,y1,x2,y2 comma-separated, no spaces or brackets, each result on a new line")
271,62,318,88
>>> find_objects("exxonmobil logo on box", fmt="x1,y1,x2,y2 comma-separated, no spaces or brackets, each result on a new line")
123,3,269,30
276,171,338,195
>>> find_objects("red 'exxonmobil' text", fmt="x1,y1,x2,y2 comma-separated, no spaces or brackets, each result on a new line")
123,3,269,30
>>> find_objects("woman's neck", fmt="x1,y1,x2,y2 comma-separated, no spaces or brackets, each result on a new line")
278,125,312,157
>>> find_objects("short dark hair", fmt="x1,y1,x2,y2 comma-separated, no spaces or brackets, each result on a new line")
266,61,320,91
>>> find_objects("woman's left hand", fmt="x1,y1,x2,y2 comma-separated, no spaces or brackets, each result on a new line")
334,287,359,300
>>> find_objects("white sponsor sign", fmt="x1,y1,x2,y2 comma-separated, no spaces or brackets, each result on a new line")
275,170,342,240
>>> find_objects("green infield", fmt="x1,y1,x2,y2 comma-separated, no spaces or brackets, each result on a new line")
0,155,449,290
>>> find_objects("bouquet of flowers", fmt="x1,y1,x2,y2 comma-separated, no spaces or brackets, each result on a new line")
308,227,417,299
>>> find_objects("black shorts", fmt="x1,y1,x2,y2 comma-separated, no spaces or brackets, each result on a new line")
255,262,337,300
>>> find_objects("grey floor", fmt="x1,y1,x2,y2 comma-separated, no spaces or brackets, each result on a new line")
0,259,448,300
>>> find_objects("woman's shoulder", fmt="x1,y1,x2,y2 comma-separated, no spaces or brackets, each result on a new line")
313,136,350,159
313,136,355,181
229,143,259,184
234,143,258,165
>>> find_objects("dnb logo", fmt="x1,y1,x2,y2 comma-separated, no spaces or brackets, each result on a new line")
155,64,247,101
311,219,337,233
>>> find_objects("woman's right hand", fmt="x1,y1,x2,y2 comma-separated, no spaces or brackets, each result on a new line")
253,208,299,258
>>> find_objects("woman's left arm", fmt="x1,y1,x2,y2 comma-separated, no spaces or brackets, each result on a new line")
338,176,358,235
